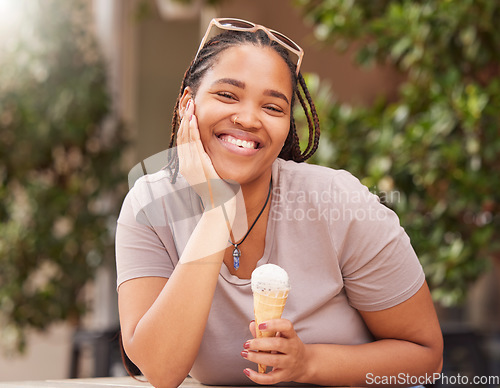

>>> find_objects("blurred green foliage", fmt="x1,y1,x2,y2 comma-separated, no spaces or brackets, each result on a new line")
295,0,500,306
0,1,128,353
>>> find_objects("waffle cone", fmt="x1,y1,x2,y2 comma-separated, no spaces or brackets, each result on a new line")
253,289,289,373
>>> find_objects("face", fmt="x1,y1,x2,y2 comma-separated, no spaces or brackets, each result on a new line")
181,44,293,187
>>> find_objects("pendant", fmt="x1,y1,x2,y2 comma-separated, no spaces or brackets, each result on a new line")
232,246,241,270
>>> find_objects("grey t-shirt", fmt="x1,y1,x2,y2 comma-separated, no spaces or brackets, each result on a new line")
116,158,425,386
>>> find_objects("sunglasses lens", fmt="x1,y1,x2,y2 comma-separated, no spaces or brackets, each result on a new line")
270,31,301,52
218,19,254,29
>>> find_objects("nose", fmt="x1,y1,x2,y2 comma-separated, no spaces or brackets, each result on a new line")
233,105,262,130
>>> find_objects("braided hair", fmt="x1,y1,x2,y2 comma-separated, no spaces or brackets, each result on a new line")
167,29,320,182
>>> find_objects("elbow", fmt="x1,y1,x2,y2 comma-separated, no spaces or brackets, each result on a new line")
131,357,189,388
433,331,444,374
145,371,187,388
436,359,443,375
426,356,443,387
129,353,190,388
433,353,443,375
122,339,189,388
427,333,444,379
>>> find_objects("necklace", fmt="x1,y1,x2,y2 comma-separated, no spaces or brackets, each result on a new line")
231,181,272,270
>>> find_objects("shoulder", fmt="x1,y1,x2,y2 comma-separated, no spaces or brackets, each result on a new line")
275,159,371,198
130,168,188,199
276,158,338,178
123,168,191,217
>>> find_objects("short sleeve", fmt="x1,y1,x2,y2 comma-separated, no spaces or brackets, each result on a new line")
330,171,425,311
115,186,177,290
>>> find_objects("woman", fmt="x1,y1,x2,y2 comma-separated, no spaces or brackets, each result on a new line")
116,18,443,387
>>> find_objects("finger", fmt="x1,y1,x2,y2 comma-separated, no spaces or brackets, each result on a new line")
176,119,186,146
244,336,288,353
177,100,192,146
194,139,218,180
186,99,196,143
188,104,201,142
249,320,256,338
242,347,286,369
258,319,297,339
243,367,287,385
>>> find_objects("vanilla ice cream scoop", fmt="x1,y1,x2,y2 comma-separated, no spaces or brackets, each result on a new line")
251,264,291,374
251,263,290,295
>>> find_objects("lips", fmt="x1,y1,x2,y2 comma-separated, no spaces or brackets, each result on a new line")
218,134,259,150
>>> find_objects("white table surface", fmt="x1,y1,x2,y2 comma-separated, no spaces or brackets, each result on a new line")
0,376,153,388
0,376,342,387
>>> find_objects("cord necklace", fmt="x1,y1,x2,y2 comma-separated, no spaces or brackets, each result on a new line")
230,181,272,270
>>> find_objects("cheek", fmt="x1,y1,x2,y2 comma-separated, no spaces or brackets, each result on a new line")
194,100,230,132
194,110,215,140
272,119,291,145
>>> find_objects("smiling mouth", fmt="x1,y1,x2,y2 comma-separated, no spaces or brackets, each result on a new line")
218,134,260,150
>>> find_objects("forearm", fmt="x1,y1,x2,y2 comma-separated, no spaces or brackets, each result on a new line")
123,204,234,387
300,340,442,387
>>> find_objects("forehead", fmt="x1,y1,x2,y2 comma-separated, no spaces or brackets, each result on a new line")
202,45,294,96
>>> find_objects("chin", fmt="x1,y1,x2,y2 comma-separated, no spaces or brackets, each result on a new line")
217,169,250,185
213,161,259,186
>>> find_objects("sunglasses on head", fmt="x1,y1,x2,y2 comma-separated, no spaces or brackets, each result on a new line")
194,18,304,76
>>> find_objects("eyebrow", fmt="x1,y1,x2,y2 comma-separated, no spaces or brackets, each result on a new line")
264,89,289,105
213,78,245,88
212,78,290,105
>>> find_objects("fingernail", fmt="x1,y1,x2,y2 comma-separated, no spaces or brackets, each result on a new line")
189,114,193,122
241,350,248,358
244,341,251,349
258,322,267,330
250,320,255,324
186,99,191,110
243,368,251,377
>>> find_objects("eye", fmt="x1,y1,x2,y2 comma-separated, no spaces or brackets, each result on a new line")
264,104,285,115
216,91,236,100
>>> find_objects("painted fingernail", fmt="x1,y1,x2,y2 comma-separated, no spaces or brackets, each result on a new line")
244,340,251,349
243,368,251,377
258,322,267,330
241,350,248,358
189,114,193,122
186,99,191,110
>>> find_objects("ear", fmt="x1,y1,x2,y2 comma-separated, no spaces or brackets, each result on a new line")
179,87,194,119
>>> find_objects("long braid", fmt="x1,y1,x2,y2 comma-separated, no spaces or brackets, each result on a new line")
294,74,314,159
281,73,320,162
298,73,320,160
290,118,305,162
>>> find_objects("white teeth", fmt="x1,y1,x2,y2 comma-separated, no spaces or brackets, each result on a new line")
221,135,257,149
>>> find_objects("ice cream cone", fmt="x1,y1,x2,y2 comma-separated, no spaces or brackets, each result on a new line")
253,289,289,373
251,264,290,374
